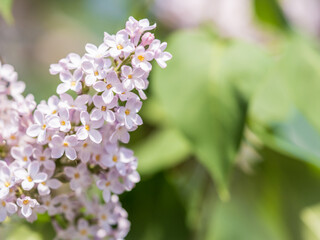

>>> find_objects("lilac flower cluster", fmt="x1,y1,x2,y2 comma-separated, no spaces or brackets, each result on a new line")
0,17,171,240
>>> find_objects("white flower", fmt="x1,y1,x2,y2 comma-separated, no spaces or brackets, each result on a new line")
64,164,91,191
0,198,17,222
26,110,60,143
76,111,104,144
15,161,48,191
16,196,39,218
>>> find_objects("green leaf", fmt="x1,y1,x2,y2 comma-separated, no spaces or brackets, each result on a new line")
301,203,320,240
122,173,191,240
134,128,191,175
0,0,14,24
5,224,42,240
253,0,289,29
152,30,270,198
204,147,320,240
249,36,320,167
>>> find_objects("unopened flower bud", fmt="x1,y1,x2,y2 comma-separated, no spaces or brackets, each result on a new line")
141,32,155,46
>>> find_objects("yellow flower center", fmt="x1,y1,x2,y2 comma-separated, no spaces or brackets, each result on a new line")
63,142,69,147
27,176,33,182
117,44,123,50
45,201,50,206
40,156,45,161
101,214,107,220
1,201,6,207
10,135,16,140
42,182,46,185
80,229,87,236
106,84,112,89
74,173,80,179
85,125,90,131
94,71,99,76
112,155,118,162
42,124,46,130
4,181,10,188
105,181,111,187
83,143,88,148
125,109,130,115
128,74,133,79
23,199,29,205
61,120,66,126
95,155,101,161
71,81,76,87
101,106,106,112
137,55,145,61
23,156,28,162
52,110,57,114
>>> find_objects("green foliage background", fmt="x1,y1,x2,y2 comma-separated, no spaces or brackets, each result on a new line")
1,0,320,239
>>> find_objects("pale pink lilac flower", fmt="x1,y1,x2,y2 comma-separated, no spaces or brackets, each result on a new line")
0,17,171,239
104,30,134,58
0,198,17,222
81,59,108,86
77,111,104,144
15,161,48,191
33,148,55,170
126,16,156,45
96,172,124,203
57,68,83,94
104,146,135,175
76,139,94,163
121,66,145,91
11,145,33,166
59,93,90,111
50,135,78,160
49,58,70,75
0,62,18,82
0,165,15,199
110,124,131,144
76,219,95,240
58,108,72,132
116,98,143,129
37,95,60,115
26,110,60,143
37,176,62,196
132,46,154,72
93,71,123,104
91,95,117,123
41,195,61,216
149,40,172,68
57,195,77,221
16,196,39,218
26,204,47,223
64,164,91,191
85,43,109,60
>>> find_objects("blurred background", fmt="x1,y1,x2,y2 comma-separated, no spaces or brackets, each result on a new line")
1,0,320,239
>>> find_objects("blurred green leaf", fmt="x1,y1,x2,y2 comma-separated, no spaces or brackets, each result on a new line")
122,173,190,240
217,40,272,102
253,0,289,29
302,203,320,240
152,30,272,198
204,146,320,240
5,224,42,240
135,128,191,175
0,0,13,24
249,36,320,167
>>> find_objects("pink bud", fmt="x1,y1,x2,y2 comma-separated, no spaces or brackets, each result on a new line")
141,32,155,46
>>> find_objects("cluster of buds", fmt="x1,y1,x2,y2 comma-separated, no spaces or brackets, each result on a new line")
0,16,171,240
